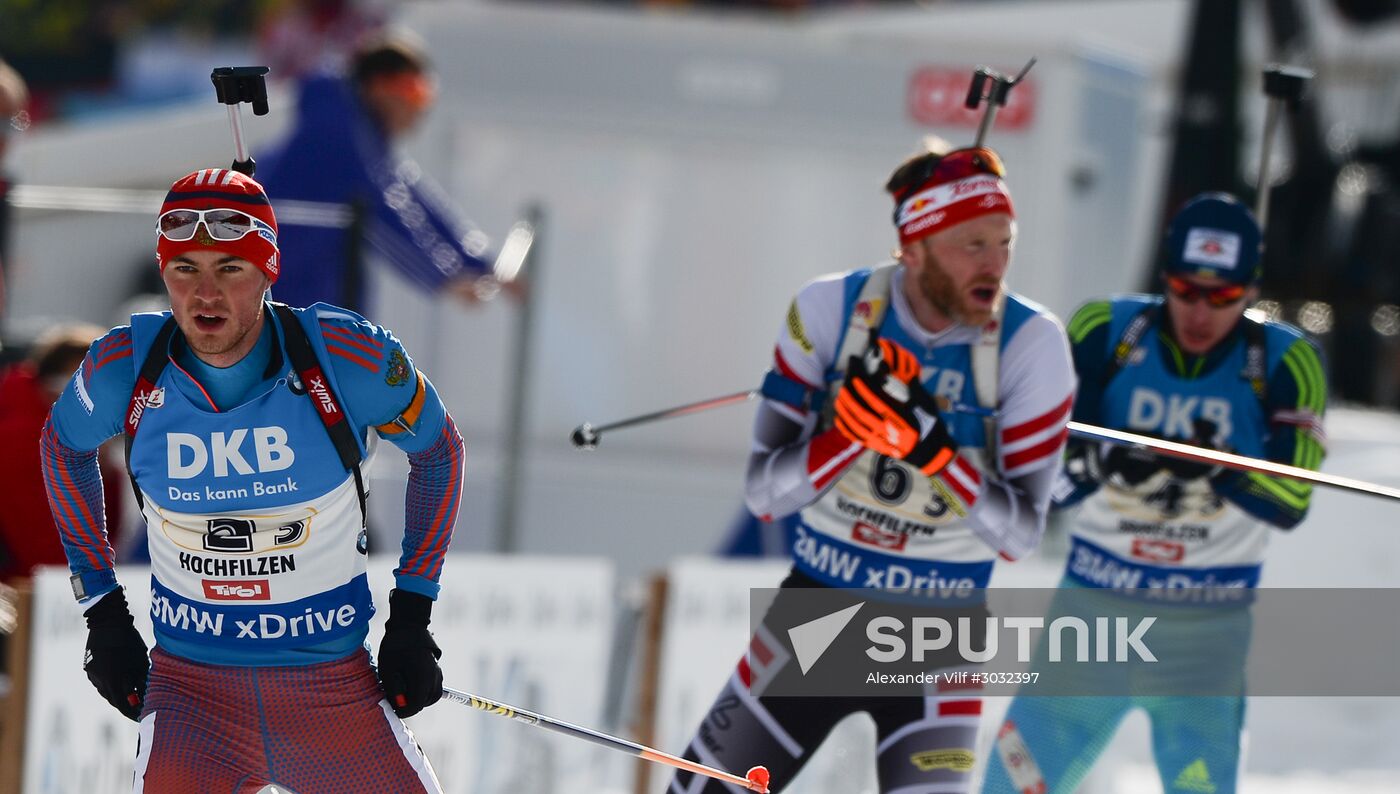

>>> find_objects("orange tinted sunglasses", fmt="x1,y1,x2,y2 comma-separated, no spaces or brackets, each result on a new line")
379,72,436,110
1165,275,1247,307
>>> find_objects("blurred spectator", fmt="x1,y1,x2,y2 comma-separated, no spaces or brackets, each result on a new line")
256,30,506,316
257,0,387,82
0,56,28,317
0,57,25,162
0,323,124,583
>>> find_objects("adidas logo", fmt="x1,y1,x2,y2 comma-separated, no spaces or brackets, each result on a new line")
1172,759,1217,793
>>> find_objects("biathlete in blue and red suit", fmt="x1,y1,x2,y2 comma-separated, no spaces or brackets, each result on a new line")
43,168,465,793
670,142,1076,794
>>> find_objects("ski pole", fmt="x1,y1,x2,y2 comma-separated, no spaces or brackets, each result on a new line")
571,390,757,449
440,685,772,792
567,388,1001,450
1067,421,1400,502
570,390,1399,503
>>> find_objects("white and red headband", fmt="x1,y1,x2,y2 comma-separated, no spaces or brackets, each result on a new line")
895,173,1014,247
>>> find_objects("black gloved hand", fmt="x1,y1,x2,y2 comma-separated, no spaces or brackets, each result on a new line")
1158,418,1224,481
377,589,443,719
1099,443,1166,487
1061,437,1103,488
1159,453,1218,481
83,588,150,722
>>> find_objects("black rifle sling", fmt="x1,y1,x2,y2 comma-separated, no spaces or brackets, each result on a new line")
270,303,368,525
1102,303,1269,406
1100,305,1159,392
123,317,180,512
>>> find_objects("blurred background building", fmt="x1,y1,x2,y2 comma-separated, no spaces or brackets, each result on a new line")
2,1,1400,792
7,0,1400,561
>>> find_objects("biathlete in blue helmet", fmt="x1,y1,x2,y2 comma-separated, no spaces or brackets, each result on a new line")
983,192,1328,794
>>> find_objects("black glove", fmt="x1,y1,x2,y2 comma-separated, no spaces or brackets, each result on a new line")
1099,443,1166,487
1061,437,1103,488
1158,419,1223,481
832,353,958,476
1160,453,1218,481
83,588,150,722
377,589,443,719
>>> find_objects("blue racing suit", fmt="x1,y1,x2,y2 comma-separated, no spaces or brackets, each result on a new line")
983,295,1328,794
43,302,464,792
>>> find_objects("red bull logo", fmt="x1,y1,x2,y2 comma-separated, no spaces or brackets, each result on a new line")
854,299,885,324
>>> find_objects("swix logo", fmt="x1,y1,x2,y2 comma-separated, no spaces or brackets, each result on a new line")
306,372,339,415
128,387,165,427
851,521,908,552
167,426,295,479
309,378,336,412
202,579,270,601
1132,538,1185,563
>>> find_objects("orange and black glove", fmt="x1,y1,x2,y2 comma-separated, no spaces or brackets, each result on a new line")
873,337,921,385
832,344,957,476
